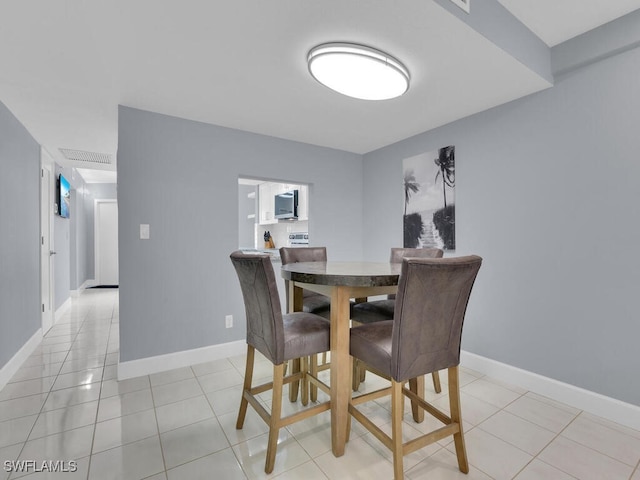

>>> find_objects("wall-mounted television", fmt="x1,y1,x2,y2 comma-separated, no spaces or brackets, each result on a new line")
57,174,70,218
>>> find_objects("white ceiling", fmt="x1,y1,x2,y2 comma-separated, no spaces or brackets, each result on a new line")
76,168,117,184
496,0,640,46
1,0,639,184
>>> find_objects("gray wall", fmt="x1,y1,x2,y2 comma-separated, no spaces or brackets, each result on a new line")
117,106,363,362
0,101,41,367
362,46,640,405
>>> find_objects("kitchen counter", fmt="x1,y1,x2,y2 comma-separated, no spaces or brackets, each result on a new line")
239,248,281,262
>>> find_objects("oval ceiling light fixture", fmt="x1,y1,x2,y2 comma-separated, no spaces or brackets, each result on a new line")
307,42,410,101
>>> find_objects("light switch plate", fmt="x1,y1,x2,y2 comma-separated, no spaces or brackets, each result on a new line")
140,224,150,240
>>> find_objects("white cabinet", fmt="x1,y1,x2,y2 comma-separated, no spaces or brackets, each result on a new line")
297,185,308,221
258,183,277,225
258,182,308,225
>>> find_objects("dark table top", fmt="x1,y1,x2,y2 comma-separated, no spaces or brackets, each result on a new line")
281,261,401,287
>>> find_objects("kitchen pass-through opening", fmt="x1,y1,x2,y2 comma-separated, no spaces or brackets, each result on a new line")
238,177,311,254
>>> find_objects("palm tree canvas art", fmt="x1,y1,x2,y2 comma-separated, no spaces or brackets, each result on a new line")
403,146,456,250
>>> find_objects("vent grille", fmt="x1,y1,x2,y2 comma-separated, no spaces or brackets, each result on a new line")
59,148,112,165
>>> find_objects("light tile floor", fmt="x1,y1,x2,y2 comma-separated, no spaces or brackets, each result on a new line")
1,289,639,479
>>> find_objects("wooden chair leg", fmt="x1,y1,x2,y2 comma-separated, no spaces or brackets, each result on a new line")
288,358,300,402
448,366,469,474
352,360,361,391
391,380,405,480
352,358,369,391
432,370,442,393
310,354,319,402
408,375,425,423
301,356,309,406
236,345,254,429
266,363,285,474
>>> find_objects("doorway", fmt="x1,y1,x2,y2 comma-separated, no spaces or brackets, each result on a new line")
95,199,119,286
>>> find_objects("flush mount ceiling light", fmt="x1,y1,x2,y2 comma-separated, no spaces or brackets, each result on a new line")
307,42,410,101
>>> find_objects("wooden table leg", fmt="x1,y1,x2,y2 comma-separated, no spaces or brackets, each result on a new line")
330,286,351,456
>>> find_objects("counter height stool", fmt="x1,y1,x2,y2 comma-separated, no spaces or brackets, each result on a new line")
349,255,482,480
351,247,444,392
230,251,331,474
280,246,333,402
280,247,331,317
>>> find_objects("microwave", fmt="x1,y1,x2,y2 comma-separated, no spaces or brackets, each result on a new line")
274,190,298,220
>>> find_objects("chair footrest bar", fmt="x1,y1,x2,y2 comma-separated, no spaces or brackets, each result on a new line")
351,387,393,406
243,391,271,426
280,401,331,427
349,404,394,450
402,386,451,425
403,424,460,455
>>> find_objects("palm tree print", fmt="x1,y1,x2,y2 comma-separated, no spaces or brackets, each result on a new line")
434,146,455,208
403,170,420,216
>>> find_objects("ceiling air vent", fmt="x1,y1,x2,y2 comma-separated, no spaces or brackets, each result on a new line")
59,148,113,165
448,0,470,14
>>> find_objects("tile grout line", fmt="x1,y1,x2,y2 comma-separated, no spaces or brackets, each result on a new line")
86,292,118,480
149,365,169,479
629,459,640,480
428,376,567,480
6,300,92,480
193,364,249,479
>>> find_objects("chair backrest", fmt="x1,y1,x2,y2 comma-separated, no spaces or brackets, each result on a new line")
230,251,284,365
279,247,328,307
279,247,327,265
389,247,444,263
391,255,482,382
387,248,444,299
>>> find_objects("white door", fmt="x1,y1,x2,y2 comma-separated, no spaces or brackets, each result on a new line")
40,162,54,333
95,200,119,286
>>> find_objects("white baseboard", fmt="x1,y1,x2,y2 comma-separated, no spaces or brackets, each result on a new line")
461,350,640,431
54,297,72,322
115,343,640,431
71,279,97,297
118,340,246,381
0,329,43,391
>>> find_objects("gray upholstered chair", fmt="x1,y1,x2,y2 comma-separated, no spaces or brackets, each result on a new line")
349,255,482,480
279,246,335,401
230,251,331,474
351,247,444,391
279,247,331,317
351,248,444,323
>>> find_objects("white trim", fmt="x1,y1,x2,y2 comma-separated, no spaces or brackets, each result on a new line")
55,297,72,323
71,279,97,297
0,329,43,391
461,350,640,431
80,279,97,290
117,340,246,381
40,151,55,335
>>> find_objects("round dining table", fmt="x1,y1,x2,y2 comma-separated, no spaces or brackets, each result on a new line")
281,261,401,457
